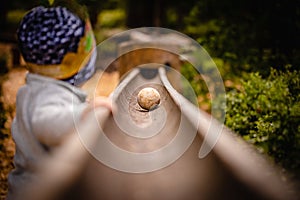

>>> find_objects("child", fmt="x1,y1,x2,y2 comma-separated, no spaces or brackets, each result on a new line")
7,6,112,199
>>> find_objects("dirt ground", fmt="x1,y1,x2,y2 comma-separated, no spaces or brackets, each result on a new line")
0,67,119,200
0,67,25,200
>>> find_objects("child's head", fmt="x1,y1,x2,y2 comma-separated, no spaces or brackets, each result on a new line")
17,6,96,85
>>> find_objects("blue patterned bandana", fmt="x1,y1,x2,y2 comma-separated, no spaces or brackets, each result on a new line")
18,6,85,65
17,6,97,85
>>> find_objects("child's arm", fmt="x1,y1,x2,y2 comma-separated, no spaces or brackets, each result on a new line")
30,86,113,148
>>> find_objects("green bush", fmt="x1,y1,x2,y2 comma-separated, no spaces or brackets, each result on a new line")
225,67,300,177
182,0,300,77
7,10,27,25
181,62,210,111
97,9,125,28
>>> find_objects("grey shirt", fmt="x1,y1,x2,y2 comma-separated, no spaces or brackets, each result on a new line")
7,73,88,199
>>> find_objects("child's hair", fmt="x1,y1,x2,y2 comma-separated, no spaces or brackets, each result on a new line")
17,6,96,85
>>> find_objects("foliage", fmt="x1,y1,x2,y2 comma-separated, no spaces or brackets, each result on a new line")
225,67,300,176
6,10,26,24
180,54,241,113
182,0,300,76
181,62,211,111
97,9,125,28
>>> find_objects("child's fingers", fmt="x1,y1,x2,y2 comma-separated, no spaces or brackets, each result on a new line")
81,97,116,121
92,96,116,113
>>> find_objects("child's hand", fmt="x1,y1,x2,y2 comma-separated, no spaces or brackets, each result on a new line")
82,96,115,120
91,96,114,111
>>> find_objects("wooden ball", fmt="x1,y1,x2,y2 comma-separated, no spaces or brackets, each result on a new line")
137,87,160,110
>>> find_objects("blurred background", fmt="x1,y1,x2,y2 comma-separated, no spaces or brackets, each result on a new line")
0,0,299,199
1,0,299,74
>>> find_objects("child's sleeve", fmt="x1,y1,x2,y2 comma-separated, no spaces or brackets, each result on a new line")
30,85,88,147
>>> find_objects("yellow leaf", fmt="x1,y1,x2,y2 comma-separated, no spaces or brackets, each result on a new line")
48,0,54,5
